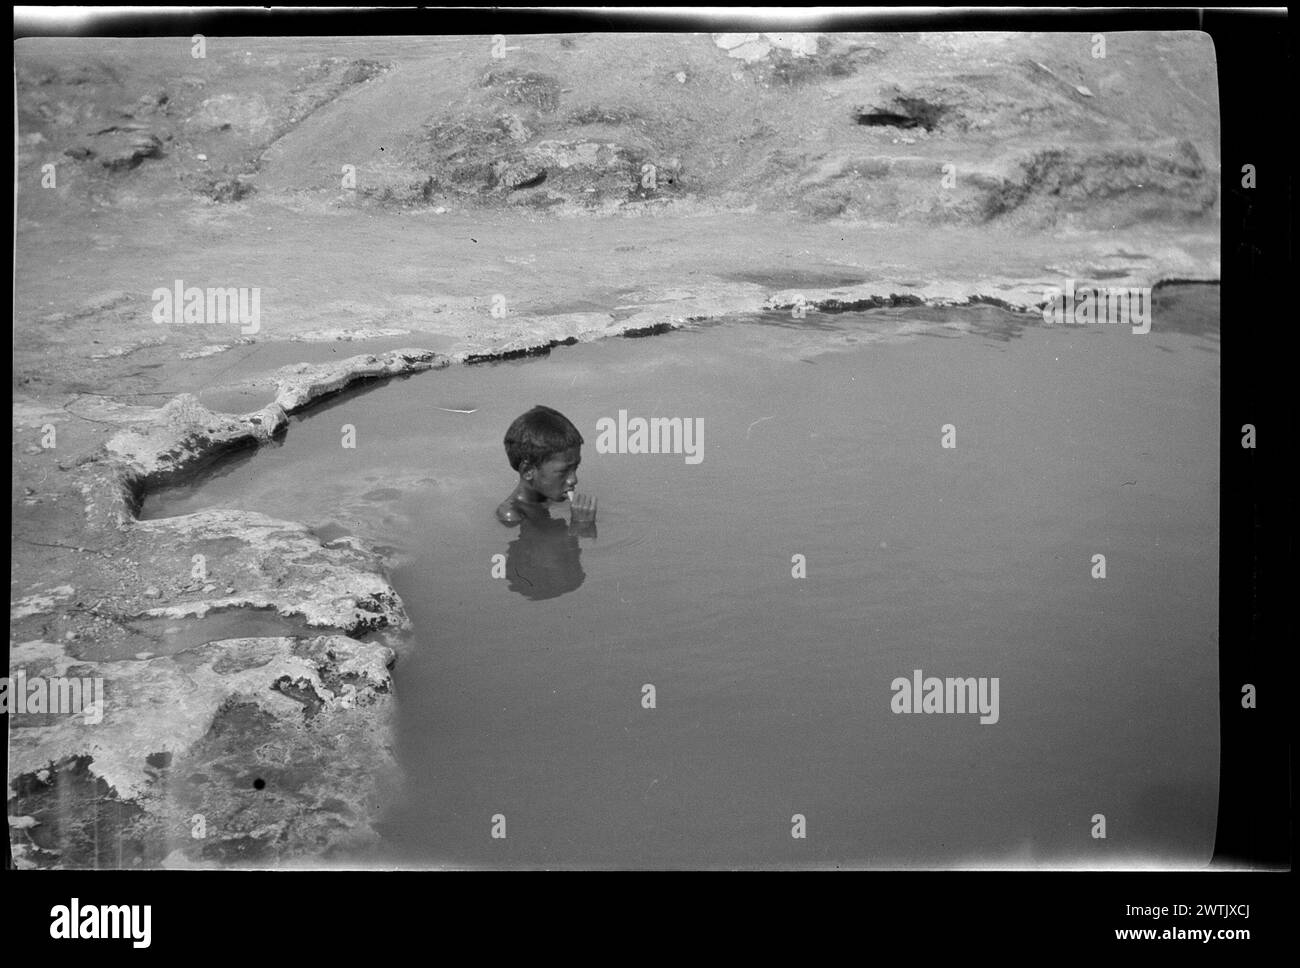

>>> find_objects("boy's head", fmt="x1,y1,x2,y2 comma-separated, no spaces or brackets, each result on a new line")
504,405,583,502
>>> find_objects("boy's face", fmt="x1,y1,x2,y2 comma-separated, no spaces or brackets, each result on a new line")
522,446,581,502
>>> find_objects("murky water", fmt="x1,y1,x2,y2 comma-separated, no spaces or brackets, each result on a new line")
144,288,1221,868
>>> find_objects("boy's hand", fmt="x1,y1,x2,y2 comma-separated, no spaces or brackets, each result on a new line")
569,493,597,523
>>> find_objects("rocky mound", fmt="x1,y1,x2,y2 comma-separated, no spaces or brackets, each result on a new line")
16,31,1219,229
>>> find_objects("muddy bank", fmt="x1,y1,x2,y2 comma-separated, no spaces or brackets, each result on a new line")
9,634,396,868
9,351,438,867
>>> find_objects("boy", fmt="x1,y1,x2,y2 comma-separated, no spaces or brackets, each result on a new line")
496,404,597,530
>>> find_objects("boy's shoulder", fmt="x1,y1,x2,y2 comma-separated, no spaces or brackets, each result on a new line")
496,497,523,526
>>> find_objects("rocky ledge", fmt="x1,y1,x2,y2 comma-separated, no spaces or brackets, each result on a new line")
9,349,443,868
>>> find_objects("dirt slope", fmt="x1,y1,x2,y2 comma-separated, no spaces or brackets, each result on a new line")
17,31,1220,226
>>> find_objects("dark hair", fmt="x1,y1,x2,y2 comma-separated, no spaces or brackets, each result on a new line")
504,405,583,471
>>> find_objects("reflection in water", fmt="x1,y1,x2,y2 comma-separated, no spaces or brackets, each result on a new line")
504,505,596,601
